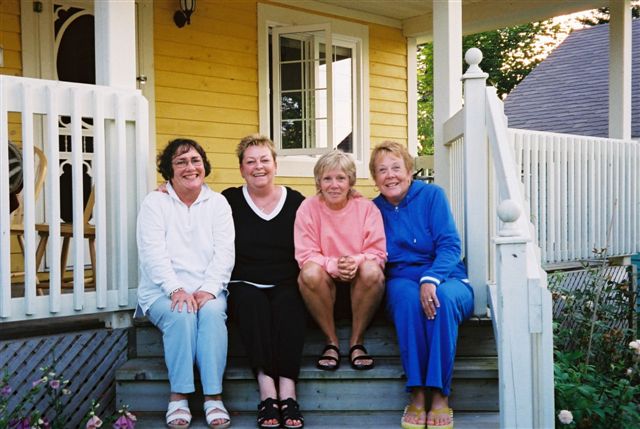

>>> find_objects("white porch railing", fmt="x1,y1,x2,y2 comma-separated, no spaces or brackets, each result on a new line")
511,129,639,266
443,49,557,428
0,75,149,326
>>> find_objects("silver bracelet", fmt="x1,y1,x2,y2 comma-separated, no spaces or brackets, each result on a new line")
169,287,183,298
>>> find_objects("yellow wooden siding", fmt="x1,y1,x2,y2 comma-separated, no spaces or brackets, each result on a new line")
0,0,22,77
153,1,408,195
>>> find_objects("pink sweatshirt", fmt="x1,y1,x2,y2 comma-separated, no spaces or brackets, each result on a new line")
294,195,387,278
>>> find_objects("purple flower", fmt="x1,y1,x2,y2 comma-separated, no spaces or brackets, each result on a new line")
86,415,103,429
49,379,61,389
112,415,136,429
1,384,11,397
13,417,32,429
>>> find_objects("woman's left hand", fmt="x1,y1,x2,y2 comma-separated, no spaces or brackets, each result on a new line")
193,290,215,309
420,282,439,320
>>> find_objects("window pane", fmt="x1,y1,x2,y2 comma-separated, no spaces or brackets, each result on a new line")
281,120,302,149
281,92,302,120
333,46,353,153
277,30,327,150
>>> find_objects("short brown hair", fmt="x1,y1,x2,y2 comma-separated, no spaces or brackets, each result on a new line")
313,150,356,192
236,134,277,164
157,138,211,180
369,141,413,177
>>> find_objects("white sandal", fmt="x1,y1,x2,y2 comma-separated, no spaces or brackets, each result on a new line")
166,399,191,429
204,399,231,429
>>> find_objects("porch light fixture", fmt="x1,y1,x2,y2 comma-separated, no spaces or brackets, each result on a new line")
174,0,196,28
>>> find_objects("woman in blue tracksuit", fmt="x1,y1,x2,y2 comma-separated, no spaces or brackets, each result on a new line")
370,141,474,429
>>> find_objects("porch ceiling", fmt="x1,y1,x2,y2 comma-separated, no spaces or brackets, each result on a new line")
272,0,607,42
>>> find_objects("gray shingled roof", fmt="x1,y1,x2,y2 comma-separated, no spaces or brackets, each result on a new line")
504,20,640,139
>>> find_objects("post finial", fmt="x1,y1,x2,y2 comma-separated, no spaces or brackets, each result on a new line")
497,199,521,236
464,48,484,74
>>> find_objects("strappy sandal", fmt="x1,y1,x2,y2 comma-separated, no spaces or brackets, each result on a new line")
257,397,280,429
401,403,426,429
316,344,340,371
166,399,191,429
204,399,230,429
426,407,454,429
280,398,304,429
349,344,374,370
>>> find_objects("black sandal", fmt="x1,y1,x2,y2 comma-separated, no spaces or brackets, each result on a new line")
316,344,340,371
257,397,280,429
349,344,374,370
280,398,304,429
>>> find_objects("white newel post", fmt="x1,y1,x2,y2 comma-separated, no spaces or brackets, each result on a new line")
462,49,490,316
494,200,534,428
94,0,138,328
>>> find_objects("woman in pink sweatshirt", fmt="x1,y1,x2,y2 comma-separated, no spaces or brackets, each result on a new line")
294,150,386,372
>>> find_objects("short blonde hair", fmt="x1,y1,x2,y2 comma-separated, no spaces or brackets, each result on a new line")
313,150,356,192
236,134,277,164
369,141,414,177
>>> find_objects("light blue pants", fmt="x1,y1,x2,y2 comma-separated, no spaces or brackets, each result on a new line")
147,294,228,395
386,273,473,396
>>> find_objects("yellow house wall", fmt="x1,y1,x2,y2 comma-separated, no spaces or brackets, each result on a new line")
1,0,25,271
153,0,408,198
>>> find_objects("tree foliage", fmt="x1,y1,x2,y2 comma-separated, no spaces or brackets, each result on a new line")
578,4,640,26
417,20,562,155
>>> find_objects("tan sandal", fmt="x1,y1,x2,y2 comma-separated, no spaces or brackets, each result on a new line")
426,407,453,429
401,403,426,429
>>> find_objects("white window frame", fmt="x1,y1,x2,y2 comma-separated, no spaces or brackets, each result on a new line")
258,3,370,178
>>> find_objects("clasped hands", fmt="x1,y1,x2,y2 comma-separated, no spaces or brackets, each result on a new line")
170,289,215,313
337,255,358,282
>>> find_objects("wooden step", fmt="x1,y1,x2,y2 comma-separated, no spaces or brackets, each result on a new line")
116,355,498,412
132,410,499,428
133,317,496,358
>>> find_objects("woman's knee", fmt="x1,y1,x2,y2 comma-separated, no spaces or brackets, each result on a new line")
199,297,228,322
298,262,330,291
355,260,384,288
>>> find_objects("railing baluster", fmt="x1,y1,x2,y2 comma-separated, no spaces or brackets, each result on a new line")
93,90,107,308
71,87,85,310
0,76,11,318
21,84,37,315
45,85,62,312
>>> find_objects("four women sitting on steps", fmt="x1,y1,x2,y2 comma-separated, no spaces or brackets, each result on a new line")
137,136,469,429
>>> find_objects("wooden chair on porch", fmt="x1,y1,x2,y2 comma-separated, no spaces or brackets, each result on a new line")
9,146,48,285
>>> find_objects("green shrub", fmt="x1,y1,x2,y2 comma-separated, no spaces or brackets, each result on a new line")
551,257,640,428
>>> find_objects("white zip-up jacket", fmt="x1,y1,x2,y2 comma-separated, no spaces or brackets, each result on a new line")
136,182,235,315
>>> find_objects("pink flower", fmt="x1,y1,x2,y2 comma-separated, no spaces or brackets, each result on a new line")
558,410,573,424
629,340,640,354
85,415,103,429
49,379,61,389
112,414,136,429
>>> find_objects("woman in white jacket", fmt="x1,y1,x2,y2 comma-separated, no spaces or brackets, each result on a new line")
136,138,235,429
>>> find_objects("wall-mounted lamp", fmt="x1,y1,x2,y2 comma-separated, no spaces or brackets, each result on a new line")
174,0,196,28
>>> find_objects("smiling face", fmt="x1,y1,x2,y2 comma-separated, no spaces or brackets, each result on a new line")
240,144,277,191
319,168,351,210
170,147,205,196
372,152,412,205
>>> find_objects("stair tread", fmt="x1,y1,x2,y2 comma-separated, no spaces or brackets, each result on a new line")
117,355,498,381
133,410,499,428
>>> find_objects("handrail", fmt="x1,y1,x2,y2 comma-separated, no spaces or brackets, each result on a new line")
0,75,149,326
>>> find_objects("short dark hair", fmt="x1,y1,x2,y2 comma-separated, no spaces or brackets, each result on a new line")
157,138,212,181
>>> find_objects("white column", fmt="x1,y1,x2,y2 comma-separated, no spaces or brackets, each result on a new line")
407,37,418,157
432,0,463,194
94,0,137,88
609,0,631,140
94,0,137,318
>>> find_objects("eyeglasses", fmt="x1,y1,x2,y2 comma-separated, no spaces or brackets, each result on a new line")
172,157,203,168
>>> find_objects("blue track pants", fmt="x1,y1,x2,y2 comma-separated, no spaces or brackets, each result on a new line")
386,271,473,396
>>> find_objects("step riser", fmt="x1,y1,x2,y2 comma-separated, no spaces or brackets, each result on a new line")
117,378,499,412
135,323,496,358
